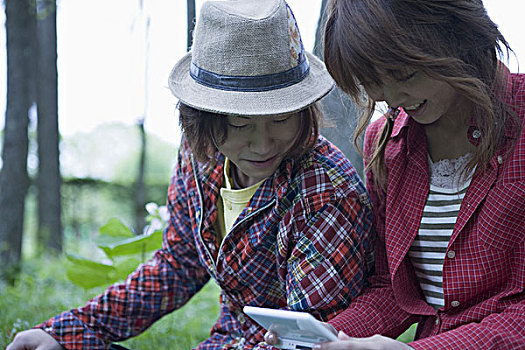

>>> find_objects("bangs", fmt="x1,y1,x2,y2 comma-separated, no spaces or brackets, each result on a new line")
324,0,407,100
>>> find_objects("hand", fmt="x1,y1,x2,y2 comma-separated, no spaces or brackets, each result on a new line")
263,321,338,346
6,329,65,350
314,331,414,350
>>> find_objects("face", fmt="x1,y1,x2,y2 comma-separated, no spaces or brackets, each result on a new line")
214,113,300,188
363,69,468,127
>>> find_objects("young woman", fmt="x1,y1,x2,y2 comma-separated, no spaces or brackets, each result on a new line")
267,0,524,348
322,0,524,348
7,1,374,349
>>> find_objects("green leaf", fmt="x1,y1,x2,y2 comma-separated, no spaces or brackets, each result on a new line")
99,218,135,238
65,253,115,289
96,230,163,259
397,323,417,343
94,234,130,248
112,256,143,281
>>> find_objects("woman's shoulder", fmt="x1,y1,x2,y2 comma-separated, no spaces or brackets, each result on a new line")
294,136,369,198
366,116,387,138
509,73,525,119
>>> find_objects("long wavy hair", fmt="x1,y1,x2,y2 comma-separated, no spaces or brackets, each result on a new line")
324,0,519,189
178,103,321,169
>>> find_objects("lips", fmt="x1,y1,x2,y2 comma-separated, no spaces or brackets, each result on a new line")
247,155,278,168
402,100,427,118
404,100,426,111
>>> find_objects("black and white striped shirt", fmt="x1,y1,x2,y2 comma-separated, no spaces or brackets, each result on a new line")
408,154,474,309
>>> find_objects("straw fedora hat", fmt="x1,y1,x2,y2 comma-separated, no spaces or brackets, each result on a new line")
169,0,334,116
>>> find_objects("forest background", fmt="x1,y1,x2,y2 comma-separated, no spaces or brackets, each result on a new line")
0,0,523,348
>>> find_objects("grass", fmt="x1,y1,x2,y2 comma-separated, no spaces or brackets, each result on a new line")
1,255,416,348
0,255,221,349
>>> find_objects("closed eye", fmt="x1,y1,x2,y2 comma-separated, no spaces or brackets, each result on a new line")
227,116,251,129
397,71,418,82
228,123,248,129
273,116,292,124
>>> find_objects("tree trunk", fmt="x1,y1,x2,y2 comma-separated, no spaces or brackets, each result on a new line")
186,0,196,51
36,0,62,252
0,0,36,282
135,120,146,234
134,2,150,234
314,0,365,180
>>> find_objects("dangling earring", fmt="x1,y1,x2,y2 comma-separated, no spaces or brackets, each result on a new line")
387,106,400,122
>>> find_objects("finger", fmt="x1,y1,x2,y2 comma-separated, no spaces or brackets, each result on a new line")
264,331,278,345
338,331,352,340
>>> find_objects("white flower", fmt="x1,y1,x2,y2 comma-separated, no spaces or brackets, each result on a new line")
158,205,169,222
145,202,159,215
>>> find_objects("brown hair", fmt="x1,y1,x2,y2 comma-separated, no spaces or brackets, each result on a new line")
178,103,321,169
324,0,519,189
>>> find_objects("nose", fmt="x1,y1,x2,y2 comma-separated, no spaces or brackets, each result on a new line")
367,82,405,108
382,84,406,108
250,123,273,155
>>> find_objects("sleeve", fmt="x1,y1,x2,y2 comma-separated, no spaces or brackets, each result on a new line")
328,119,417,338
36,144,211,350
281,169,375,322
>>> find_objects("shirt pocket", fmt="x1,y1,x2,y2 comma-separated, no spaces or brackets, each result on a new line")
477,182,524,251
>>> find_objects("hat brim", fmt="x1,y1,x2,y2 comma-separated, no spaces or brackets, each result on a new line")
168,52,334,116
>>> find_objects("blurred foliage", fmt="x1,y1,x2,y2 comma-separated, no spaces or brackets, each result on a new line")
0,255,221,349
60,122,177,183
16,122,178,258
65,208,164,289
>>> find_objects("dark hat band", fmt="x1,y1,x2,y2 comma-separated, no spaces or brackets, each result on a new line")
189,59,310,92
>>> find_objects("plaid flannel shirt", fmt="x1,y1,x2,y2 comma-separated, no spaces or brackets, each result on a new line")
329,71,525,349
38,135,375,349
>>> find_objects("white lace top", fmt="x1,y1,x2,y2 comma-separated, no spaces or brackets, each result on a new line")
428,153,473,189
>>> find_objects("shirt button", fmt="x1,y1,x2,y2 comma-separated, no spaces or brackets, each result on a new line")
497,155,503,164
451,300,460,307
447,250,456,259
435,318,440,326
472,129,482,139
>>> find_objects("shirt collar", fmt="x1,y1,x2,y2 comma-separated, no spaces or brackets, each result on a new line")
390,110,410,138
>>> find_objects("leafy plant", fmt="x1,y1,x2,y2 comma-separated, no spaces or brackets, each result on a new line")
64,203,168,289
0,256,221,349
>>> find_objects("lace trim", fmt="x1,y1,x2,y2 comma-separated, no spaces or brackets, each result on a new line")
428,153,473,189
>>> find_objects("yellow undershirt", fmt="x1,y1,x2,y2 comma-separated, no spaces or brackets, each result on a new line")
214,158,265,243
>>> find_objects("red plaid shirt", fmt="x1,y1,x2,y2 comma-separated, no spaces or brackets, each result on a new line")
329,71,525,349
37,136,375,349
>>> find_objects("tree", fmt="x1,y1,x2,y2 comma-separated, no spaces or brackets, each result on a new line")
0,0,36,282
135,119,147,233
133,1,150,234
36,0,62,252
187,0,196,51
314,0,365,180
